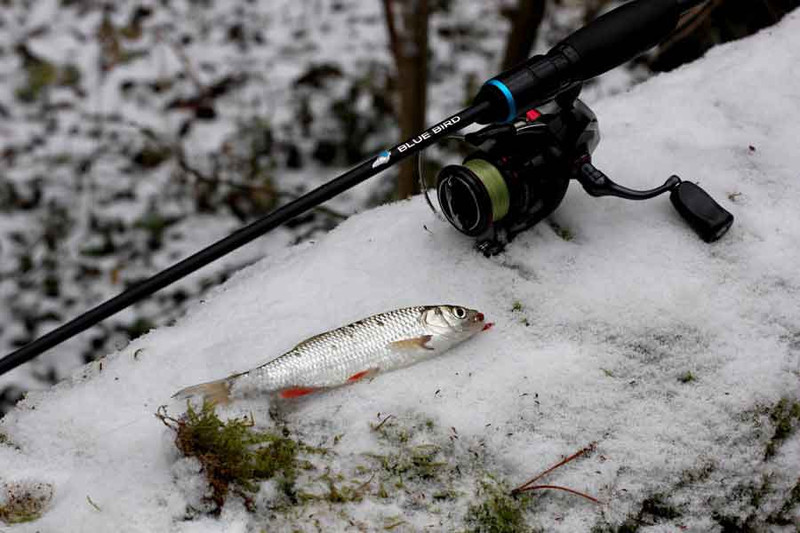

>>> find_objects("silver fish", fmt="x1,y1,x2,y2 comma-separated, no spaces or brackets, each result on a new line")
173,305,491,405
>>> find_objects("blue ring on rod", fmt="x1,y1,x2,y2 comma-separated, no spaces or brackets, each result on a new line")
486,80,517,123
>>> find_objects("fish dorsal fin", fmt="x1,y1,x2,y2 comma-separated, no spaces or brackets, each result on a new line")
390,335,434,351
292,331,329,350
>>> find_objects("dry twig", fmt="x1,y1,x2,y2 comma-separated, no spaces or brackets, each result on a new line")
511,442,601,504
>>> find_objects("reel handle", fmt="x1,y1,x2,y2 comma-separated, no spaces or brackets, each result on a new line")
670,181,734,242
577,162,733,243
578,163,680,200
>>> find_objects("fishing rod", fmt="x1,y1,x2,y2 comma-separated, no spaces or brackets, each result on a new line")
0,0,727,376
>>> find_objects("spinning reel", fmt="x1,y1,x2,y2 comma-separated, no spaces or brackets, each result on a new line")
430,89,732,255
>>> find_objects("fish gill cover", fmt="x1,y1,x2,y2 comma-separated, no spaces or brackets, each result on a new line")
1,7,800,533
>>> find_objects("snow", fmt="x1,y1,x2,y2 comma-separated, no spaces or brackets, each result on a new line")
2,8,800,533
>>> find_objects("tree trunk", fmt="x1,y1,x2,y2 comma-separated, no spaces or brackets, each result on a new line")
501,0,546,71
383,0,429,199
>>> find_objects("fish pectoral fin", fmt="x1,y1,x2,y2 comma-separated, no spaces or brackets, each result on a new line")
347,368,379,383
278,387,320,399
390,335,434,351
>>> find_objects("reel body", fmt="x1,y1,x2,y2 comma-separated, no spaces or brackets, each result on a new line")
436,98,598,253
434,95,733,255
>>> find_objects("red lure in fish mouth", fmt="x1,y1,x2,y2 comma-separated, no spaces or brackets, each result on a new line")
474,313,494,331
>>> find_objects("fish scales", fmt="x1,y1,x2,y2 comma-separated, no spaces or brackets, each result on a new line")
172,305,489,404
240,306,430,392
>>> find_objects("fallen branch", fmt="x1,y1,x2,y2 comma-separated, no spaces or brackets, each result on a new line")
511,442,601,504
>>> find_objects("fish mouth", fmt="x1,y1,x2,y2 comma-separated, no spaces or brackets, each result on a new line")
472,312,493,331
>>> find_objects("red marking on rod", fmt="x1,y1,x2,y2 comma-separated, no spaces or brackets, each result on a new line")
526,109,541,121
279,387,317,399
348,370,370,382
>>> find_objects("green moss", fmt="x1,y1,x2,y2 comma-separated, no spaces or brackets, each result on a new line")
0,482,53,525
370,415,413,444
383,517,408,530
767,478,800,525
134,210,180,250
432,488,460,501
15,60,58,103
135,210,179,234
366,444,447,486
132,144,173,169
14,50,83,103
59,64,82,88
377,483,389,499
639,493,682,520
765,397,800,459
548,221,574,242
122,318,155,340
677,371,695,383
157,402,321,513
464,480,534,533
157,409,590,527
591,493,681,533
675,460,715,490
711,474,777,530
317,471,364,504
368,417,452,487
590,518,640,533
510,301,531,326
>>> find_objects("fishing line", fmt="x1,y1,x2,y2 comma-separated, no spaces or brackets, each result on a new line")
417,134,466,221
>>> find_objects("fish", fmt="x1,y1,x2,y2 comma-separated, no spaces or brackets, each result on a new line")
173,305,492,405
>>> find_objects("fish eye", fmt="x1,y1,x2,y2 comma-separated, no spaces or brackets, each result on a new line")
453,307,466,319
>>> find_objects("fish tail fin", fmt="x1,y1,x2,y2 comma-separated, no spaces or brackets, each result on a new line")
172,375,237,406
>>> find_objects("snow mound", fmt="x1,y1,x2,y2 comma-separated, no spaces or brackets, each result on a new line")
2,11,800,532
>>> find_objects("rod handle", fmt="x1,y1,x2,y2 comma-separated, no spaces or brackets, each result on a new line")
474,0,693,123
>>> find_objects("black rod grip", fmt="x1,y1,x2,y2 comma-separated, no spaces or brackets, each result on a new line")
560,0,683,81
474,0,694,123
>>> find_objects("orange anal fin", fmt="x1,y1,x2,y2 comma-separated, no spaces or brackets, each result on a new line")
279,387,318,399
389,335,434,351
347,368,379,383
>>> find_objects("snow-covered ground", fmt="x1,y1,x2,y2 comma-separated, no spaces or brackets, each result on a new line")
2,8,800,533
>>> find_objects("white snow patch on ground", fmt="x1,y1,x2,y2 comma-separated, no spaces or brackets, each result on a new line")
2,10,800,532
